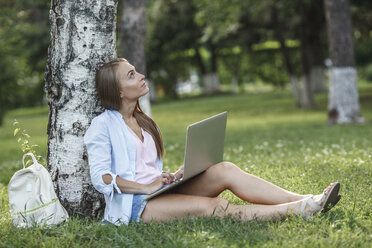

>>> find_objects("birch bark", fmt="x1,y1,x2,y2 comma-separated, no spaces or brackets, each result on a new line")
45,0,118,216
324,0,363,123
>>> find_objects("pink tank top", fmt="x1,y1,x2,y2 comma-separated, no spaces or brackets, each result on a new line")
128,127,161,184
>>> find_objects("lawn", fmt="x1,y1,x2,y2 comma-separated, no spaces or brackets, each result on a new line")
0,86,371,247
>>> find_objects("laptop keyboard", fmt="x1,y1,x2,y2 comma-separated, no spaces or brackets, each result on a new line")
145,178,184,200
162,178,182,189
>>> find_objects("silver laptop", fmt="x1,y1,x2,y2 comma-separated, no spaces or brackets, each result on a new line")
144,112,227,200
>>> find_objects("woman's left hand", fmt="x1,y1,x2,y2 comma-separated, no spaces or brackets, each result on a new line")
161,171,176,184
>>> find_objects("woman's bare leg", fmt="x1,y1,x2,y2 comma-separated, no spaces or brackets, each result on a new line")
141,193,316,223
175,161,310,204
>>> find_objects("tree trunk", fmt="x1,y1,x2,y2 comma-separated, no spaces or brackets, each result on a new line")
299,37,316,108
194,47,212,95
271,5,305,108
202,73,220,95
202,43,220,94
45,0,118,217
310,66,326,93
194,47,206,76
324,0,363,123
289,75,313,108
231,76,238,94
301,0,327,94
298,0,327,108
229,52,243,94
289,75,302,107
119,0,151,116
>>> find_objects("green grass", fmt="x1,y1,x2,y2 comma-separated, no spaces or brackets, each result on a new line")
1,86,372,247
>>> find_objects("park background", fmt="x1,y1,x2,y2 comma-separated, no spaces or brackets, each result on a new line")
0,0,371,247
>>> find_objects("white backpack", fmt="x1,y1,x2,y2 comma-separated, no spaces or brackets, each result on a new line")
8,153,69,227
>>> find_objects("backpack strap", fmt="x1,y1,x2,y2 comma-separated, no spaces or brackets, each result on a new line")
22,153,39,168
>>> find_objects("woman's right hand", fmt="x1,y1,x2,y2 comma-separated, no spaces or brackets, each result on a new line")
145,172,175,194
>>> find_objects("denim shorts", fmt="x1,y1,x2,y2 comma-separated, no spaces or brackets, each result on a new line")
129,193,148,223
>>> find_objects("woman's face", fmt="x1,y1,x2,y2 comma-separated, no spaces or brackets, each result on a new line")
116,62,149,102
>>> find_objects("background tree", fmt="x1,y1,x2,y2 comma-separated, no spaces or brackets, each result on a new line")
146,0,200,99
119,0,151,116
269,1,304,106
45,0,118,216
301,0,327,94
193,0,242,94
0,0,49,125
297,0,326,107
324,0,363,123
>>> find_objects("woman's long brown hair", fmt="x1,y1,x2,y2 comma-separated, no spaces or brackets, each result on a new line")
96,58,164,157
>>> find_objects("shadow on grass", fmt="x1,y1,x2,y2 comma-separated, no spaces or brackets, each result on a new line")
123,216,274,247
0,205,358,248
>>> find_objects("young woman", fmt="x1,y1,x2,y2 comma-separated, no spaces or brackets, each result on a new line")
84,58,341,226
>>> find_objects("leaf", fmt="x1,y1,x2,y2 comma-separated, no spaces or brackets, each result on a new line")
24,134,30,139
14,128,20,136
17,138,22,143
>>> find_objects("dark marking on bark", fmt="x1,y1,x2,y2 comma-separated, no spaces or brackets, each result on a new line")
83,26,87,31
59,173,71,180
51,0,59,15
80,79,89,88
83,44,87,48
56,17,65,26
57,84,63,101
51,167,60,197
99,5,116,24
58,129,64,142
82,150,88,162
61,198,74,216
75,166,84,174
65,10,77,64
328,108,338,123
71,121,85,136
80,57,95,70
44,60,53,96
47,107,53,137
67,44,76,64
46,108,58,141
53,108,58,134
54,83,73,109
50,165,59,181
80,184,105,217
